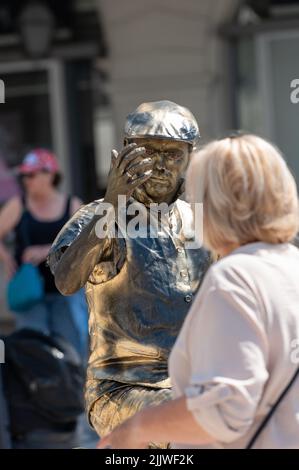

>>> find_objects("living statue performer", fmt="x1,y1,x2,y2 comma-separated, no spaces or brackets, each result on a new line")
48,101,211,446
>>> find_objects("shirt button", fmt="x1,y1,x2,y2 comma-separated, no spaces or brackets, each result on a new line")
180,271,188,278
184,294,192,303
177,247,184,253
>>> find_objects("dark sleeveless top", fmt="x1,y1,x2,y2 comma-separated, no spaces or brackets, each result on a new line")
15,196,71,293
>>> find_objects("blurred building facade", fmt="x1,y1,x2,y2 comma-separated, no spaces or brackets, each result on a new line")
1,0,299,199
0,0,299,329
97,0,299,183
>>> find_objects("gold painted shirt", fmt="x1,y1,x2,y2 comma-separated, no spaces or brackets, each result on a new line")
48,197,210,411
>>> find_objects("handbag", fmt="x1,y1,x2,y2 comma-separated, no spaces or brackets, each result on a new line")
7,263,45,312
246,365,299,448
6,214,45,313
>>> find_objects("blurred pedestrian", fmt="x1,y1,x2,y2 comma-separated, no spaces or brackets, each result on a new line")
0,149,86,356
98,134,299,449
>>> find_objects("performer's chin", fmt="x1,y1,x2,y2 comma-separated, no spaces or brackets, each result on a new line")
143,179,172,198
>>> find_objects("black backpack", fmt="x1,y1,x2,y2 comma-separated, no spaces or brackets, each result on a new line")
2,328,85,436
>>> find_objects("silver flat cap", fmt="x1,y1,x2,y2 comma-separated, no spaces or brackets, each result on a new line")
124,100,200,146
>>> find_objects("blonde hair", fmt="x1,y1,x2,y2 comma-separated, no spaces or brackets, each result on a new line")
187,134,299,255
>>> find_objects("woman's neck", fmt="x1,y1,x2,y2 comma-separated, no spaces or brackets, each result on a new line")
28,188,58,204
217,243,240,258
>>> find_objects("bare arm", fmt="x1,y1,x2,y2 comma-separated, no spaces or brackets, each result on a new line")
0,196,22,241
0,197,22,278
70,196,83,215
97,396,215,449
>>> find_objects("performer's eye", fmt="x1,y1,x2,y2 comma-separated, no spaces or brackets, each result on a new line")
144,148,156,156
165,150,184,160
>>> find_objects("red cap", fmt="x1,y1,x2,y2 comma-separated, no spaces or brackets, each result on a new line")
19,149,60,174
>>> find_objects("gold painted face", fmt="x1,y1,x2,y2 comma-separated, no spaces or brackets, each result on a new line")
127,137,190,204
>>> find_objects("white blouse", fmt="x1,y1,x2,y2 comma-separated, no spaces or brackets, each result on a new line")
169,242,299,449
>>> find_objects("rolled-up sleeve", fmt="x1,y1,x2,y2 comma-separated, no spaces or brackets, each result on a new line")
183,273,269,444
48,201,99,274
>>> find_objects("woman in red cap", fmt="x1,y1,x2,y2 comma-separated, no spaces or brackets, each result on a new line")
0,149,84,352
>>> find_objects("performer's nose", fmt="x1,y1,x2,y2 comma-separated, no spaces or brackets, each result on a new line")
154,154,166,172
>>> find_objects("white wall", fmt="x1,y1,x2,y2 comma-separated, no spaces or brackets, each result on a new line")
97,0,239,145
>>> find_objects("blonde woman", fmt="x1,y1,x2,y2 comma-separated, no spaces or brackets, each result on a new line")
98,134,299,449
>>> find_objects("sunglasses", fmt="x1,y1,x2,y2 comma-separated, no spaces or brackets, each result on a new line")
21,173,37,179
21,169,50,179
